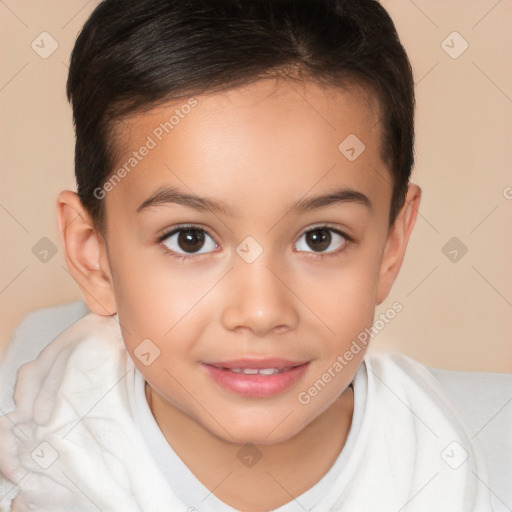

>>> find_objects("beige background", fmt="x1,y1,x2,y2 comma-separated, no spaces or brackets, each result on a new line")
0,1,511,372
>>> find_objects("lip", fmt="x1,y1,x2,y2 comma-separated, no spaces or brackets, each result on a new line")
201,359,310,397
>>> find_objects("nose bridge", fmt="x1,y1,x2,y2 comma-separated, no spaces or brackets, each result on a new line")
221,243,299,336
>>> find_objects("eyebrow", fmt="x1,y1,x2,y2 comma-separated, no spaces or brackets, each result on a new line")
136,185,372,216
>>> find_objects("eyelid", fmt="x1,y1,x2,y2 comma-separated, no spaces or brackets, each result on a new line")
297,223,354,242
157,223,354,261
157,224,219,261
157,223,353,244
293,224,353,260
156,224,218,244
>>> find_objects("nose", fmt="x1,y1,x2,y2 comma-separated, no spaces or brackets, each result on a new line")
220,252,299,337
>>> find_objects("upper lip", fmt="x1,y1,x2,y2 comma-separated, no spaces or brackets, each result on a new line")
204,358,309,370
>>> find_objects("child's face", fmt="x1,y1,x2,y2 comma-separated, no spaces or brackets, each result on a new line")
91,79,417,444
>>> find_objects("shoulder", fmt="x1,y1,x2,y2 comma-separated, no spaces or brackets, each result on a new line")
0,311,137,511
0,300,90,412
365,350,512,432
364,349,512,436
1,308,127,424
364,350,512,511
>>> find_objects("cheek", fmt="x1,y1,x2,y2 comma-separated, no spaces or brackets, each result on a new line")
108,232,178,309
107,242,215,364
300,249,381,335
105,239,175,343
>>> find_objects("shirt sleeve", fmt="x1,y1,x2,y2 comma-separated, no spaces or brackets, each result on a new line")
426,365,512,512
0,300,89,413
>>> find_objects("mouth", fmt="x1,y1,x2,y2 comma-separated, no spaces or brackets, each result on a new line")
201,358,310,397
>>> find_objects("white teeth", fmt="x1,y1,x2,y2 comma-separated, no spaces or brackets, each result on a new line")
258,368,280,375
227,368,284,375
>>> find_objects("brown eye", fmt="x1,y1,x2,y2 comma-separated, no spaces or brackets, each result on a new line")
295,227,348,255
161,227,217,256
305,228,331,252
177,228,205,253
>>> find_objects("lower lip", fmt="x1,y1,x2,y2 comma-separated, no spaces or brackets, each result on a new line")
202,363,310,397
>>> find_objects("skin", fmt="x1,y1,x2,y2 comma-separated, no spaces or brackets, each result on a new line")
57,78,420,511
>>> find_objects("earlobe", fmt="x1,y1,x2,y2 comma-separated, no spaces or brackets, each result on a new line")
56,190,117,316
375,184,421,305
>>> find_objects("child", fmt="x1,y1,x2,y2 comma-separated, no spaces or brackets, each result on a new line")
0,0,501,510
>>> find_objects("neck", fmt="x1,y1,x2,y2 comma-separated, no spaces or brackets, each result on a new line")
145,382,354,511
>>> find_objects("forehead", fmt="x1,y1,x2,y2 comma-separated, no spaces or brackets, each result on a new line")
106,78,389,222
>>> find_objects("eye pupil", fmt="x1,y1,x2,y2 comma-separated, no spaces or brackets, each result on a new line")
178,229,205,253
306,228,331,252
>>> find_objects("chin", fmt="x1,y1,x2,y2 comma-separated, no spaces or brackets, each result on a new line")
208,414,308,446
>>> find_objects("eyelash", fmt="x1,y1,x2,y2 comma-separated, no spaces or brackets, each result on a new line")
156,224,354,262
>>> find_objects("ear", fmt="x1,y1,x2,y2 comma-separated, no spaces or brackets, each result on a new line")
376,184,421,305
56,190,117,315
